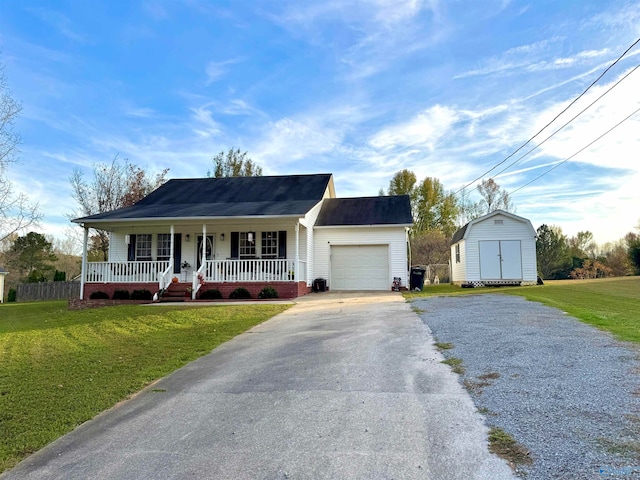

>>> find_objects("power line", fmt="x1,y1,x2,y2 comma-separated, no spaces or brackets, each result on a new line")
491,64,640,179
508,104,640,196
453,35,640,196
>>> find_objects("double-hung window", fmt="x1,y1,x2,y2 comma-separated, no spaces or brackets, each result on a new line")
239,232,256,258
157,234,171,261
136,234,152,261
261,231,278,259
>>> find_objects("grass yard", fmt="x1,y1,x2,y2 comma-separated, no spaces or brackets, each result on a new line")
405,276,640,344
0,301,290,473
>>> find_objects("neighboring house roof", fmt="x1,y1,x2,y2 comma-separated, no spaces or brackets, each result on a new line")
450,209,536,245
73,174,334,225
316,195,413,227
0,266,8,274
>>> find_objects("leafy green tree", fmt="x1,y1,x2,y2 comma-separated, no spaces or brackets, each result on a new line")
536,224,571,279
7,232,57,282
626,232,640,274
208,148,262,178
387,170,458,237
388,169,417,196
414,177,459,237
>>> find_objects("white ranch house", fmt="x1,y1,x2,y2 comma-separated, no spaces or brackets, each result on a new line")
73,174,413,300
450,210,538,287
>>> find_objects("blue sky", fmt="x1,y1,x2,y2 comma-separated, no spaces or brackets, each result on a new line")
1,0,639,245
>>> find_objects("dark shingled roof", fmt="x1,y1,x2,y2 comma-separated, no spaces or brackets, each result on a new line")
74,174,333,223
316,195,412,226
450,223,468,245
0,266,8,274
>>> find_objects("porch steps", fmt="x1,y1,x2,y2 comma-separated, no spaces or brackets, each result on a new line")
160,283,190,302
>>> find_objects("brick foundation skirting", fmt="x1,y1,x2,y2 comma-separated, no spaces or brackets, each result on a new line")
80,281,310,307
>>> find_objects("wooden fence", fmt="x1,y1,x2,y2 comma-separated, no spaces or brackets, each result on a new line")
16,281,80,302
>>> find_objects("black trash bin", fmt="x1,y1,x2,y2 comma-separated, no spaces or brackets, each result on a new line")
409,267,426,291
313,278,327,292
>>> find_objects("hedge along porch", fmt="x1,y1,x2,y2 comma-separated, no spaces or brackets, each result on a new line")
72,174,413,301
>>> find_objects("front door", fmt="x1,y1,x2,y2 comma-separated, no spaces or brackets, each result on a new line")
196,235,215,269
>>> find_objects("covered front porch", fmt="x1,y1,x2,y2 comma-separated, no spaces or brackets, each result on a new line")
79,219,312,300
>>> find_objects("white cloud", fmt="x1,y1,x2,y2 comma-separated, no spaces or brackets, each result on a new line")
251,117,343,171
205,59,241,85
368,105,459,150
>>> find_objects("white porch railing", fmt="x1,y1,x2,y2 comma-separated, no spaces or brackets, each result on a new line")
85,261,171,283
200,258,304,283
84,259,307,284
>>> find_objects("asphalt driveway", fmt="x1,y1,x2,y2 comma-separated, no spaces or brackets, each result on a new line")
2,292,514,480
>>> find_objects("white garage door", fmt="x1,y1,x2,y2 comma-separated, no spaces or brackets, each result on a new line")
330,245,389,290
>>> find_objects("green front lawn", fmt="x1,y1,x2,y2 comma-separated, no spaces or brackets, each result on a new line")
0,301,289,473
406,276,640,344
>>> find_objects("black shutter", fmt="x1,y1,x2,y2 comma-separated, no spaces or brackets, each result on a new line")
127,235,136,261
173,234,182,274
230,232,239,259
278,231,287,258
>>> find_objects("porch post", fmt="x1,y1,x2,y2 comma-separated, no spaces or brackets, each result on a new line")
202,224,207,266
169,225,175,273
295,221,300,282
80,226,88,300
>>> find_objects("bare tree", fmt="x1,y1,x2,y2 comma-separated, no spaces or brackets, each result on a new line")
208,148,262,177
410,230,450,266
70,155,169,260
0,61,42,242
476,178,514,214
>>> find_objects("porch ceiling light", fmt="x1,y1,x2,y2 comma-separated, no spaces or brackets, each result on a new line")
185,234,190,242
248,232,254,243
220,233,225,241
125,234,130,245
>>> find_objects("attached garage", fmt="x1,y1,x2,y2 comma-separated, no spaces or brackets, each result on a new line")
450,210,537,287
330,244,389,290
313,196,413,291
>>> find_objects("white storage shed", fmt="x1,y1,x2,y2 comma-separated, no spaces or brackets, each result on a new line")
450,210,538,287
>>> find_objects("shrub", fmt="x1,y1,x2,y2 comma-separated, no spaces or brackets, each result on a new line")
112,290,131,300
199,288,222,300
229,287,251,300
53,270,66,281
7,288,16,303
258,286,279,299
89,291,109,299
131,289,152,300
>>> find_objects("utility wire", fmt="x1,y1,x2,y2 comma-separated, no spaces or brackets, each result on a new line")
491,64,640,179
453,35,640,196
508,104,640,196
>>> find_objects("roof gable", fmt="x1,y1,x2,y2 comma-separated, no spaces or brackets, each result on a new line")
316,195,412,227
451,209,535,245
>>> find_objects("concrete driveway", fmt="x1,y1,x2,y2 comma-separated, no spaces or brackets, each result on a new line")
2,292,515,480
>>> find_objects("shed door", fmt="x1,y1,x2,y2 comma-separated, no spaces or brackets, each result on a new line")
330,245,389,290
479,240,522,280
479,241,501,279
500,240,522,279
